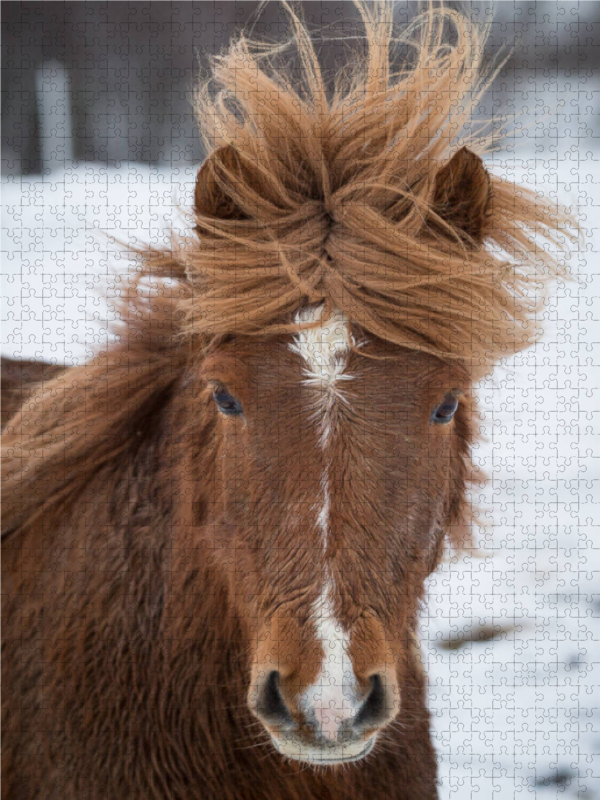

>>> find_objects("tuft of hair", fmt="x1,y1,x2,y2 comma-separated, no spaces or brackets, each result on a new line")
155,1,578,378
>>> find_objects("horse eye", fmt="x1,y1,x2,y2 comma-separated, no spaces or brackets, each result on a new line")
212,386,243,416
430,392,460,425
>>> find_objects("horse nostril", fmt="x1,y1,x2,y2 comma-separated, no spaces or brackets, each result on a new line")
255,671,294,729
353,674,391,730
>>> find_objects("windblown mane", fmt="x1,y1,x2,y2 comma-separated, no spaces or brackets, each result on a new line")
1,10,580,796
2,1,578,538
146,1,577,377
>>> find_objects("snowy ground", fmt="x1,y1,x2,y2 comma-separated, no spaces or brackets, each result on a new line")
2,152,599,798
2,163,194,364
424,151,600,798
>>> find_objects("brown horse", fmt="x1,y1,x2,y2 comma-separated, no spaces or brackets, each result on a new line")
2,4,576,799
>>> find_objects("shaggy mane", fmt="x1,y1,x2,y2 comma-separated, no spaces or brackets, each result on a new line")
1,10,580,794
138,0,578,377
4,0,578,543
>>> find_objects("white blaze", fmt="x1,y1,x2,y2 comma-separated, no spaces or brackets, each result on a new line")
289,305,354,402
289,303,353,543
290,305,358,740
300,582,358,741
316,469,330,548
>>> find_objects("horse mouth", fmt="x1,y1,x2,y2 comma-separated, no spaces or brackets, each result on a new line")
271,735,375,765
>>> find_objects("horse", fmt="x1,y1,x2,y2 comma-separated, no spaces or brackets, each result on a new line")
2,3,576,798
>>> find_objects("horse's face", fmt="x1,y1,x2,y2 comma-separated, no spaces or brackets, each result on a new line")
199,306,470,764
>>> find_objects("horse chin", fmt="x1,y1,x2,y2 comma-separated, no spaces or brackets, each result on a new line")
270,734,376,766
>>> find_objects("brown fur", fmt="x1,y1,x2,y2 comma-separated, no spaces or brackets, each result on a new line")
0,357,63,428
2,3,578,799
2,311,444,800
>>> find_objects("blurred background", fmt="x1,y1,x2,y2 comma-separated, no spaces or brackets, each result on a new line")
2,3,599,799
2,1,600,175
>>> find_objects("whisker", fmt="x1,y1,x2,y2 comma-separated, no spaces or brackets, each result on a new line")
234,740,272,752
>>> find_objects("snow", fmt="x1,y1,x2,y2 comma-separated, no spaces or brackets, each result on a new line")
2,163,195,365
2,152,599,797
423,152,600,797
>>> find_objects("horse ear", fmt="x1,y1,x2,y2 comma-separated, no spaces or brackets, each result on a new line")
194,144,247,221
432,147,491,244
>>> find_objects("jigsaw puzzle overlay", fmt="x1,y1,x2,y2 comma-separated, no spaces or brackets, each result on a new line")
2,2,599,798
